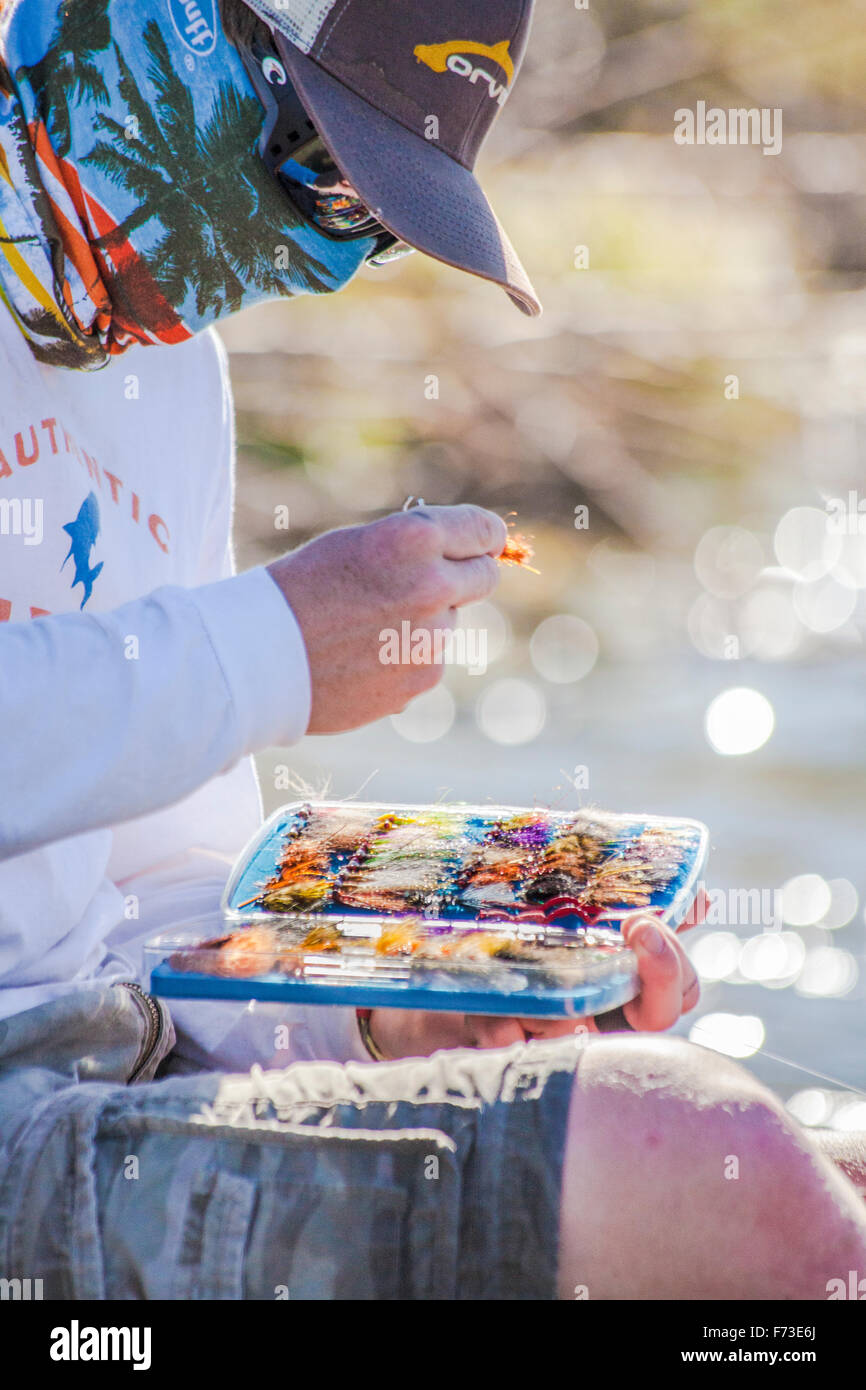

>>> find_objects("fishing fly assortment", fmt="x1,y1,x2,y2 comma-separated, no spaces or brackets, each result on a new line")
146,802,708,1017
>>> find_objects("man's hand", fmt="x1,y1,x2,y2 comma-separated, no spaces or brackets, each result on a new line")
364,893,705,1059
616,907,700,1031
266,504,507,734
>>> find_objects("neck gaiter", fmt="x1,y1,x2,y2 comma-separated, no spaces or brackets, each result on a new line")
0,0,373,368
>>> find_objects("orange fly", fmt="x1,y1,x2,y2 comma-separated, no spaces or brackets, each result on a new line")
498,514,539,572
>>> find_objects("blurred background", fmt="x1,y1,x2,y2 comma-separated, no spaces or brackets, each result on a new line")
217,0,866,1127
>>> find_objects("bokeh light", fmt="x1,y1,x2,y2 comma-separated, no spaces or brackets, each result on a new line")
688,931,741,982
795,947,858,998
739,586,804,660
792,576,857,633
830,1101,866,1131
738,931,805,987
476,678,546,745
786,1089,833,1126
705,687,775,755
689,1012,766,1059
822,878,859,930
774,506,841,581
529,614,599,683
687,594,736,660
390,685,455,743
779,873,832,927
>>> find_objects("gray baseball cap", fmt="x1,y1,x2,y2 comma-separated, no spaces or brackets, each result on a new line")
240,0,541,315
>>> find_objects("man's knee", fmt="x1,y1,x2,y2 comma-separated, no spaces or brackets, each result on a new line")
558,1034,866,1299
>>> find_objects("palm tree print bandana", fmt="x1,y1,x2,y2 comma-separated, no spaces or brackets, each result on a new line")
0,0,374,369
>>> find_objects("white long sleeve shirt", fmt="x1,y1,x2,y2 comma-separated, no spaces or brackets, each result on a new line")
0,306,369,1070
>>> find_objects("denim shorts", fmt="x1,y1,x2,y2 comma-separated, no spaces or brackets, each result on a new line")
0,984,582,1299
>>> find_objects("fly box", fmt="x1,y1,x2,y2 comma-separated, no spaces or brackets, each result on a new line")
145,801,708,1017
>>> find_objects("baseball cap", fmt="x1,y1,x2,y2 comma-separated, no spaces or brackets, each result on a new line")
238,0,541,316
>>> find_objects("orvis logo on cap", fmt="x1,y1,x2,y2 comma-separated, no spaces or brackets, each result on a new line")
167,0,218,55
413,39,514,106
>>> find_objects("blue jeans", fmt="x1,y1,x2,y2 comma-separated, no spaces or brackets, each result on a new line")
0,984,579,1299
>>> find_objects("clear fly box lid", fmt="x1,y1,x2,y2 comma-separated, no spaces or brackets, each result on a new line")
145,914,640,1017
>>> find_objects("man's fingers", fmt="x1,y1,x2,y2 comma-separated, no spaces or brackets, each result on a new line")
682,975,701,1013
668,929,699,1013
412,504,508,561
625,924,682,1030
622,914,695,1031
677,885,708,934
440,553,501,606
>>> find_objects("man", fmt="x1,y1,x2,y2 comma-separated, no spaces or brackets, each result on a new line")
1,0,863,1300
0,0,697,1071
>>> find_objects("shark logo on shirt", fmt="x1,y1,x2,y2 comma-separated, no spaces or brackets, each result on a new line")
61,491,104,609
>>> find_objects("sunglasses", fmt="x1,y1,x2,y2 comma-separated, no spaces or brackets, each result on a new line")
239,35,415,268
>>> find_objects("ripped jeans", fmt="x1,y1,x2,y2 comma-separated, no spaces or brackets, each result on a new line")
0,983,580,1299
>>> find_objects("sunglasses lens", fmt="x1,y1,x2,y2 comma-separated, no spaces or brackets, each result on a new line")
278,157,415,265
278,154,381,238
